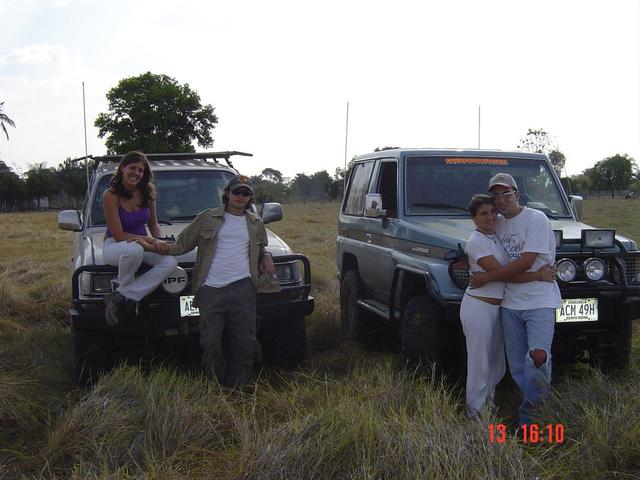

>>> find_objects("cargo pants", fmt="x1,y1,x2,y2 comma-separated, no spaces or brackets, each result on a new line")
197,277,257,388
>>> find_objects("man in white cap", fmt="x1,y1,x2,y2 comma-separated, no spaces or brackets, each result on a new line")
470,172,561,426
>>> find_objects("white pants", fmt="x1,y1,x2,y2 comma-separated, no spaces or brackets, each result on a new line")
460,294,506,415
102,238,177,302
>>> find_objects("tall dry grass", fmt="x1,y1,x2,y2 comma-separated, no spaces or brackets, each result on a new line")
0,200,639,479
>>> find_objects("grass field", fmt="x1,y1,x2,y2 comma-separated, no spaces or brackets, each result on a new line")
0,200,639,479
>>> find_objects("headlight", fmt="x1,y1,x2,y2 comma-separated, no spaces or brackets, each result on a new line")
79,272,92,296
556,259,577,282
276,263,294,283
583,258,606,281
582,229,615,248
275,262,302,284
79,272,116,295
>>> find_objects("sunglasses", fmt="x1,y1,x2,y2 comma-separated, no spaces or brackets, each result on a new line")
231,188,252,197
490,191,516,199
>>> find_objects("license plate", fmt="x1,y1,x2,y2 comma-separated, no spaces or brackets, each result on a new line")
556,298,598,323
180,295,200,317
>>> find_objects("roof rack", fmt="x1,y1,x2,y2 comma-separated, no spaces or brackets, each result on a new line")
71,151,252,170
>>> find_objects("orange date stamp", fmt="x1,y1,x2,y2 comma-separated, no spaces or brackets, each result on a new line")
488,423,565,444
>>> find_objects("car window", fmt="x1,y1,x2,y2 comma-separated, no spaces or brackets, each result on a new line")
90,170,234,225
343,161,374,216
376,161,398,218
404,156,571,217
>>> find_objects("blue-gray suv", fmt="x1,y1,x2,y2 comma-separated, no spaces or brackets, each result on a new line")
337,148,640,369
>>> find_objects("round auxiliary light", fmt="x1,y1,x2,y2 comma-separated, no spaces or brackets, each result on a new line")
583,258,606,281
556,259,577,282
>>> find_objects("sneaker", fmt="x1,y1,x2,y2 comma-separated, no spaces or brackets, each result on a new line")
104,291,125,326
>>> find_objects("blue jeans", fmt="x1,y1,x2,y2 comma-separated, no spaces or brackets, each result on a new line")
501,307,555,426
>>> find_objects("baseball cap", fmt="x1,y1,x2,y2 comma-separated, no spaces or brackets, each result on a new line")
488,173,518,191
227,174,254,193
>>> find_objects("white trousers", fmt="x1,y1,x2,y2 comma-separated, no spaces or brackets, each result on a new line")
102,238,177,302
460,294,506,415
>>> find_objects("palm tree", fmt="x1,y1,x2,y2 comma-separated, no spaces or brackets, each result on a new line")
0,102,16,141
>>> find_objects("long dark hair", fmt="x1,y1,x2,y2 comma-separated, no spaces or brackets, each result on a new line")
109,151,155,206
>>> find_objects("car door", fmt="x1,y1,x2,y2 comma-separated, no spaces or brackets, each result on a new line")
357,159,398,301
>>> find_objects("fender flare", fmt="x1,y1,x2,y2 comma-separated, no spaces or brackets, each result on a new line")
389,264,446,322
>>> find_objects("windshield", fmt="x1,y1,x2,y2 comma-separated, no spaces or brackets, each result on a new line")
404,156,571,217
90,170,234,226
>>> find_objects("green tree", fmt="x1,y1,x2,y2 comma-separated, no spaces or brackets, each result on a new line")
374,146,400,152
56,158,87,199
309,170,332,201
569,173,593,193
0,162,27,210
329,167,346,199
25,162,58,208
251,169,287,204
290,173,313,204
95,72,218,154
518,128,557,155
261,168,283,183
0,101,16,141
548,149,566,176
585,154,637,198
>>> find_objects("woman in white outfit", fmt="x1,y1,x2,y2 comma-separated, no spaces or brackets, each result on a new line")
461,194,554,417
101,151,177,325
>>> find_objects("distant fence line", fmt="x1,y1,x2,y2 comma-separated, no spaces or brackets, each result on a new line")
572,191,636,199
3,191,632,214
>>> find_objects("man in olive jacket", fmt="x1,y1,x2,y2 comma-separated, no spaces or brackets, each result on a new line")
148,174,279,387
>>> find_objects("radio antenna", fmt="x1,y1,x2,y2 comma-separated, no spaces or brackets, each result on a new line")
82,82,89,187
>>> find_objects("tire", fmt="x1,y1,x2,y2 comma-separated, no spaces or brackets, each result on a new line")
340,269,374,342
258,316,306,368
400,295,445,371
72,328,111,385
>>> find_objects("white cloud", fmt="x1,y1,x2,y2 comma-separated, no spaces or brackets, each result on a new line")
1,43,70,66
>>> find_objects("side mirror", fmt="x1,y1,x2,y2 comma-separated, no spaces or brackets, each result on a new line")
58,210,82,231
261,202,283,224
364,193,387,218
569,195,583,221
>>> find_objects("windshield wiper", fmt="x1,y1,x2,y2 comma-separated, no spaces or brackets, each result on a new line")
410,203,469,213
157,218,173,225
169,215,197,221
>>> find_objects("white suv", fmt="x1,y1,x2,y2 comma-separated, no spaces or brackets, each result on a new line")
59,152,314,384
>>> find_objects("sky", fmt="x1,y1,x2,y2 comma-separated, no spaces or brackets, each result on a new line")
1,0,639,180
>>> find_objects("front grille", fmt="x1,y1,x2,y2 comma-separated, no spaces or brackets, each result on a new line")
449,264,470,290
624,254,640,285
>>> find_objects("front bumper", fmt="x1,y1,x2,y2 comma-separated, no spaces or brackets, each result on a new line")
70,254,315,335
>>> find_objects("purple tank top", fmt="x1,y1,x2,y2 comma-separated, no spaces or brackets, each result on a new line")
105,204,150,238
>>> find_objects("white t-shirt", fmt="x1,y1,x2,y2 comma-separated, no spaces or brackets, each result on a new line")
204,212,251,288
465,230,509,299
496,207,562,310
